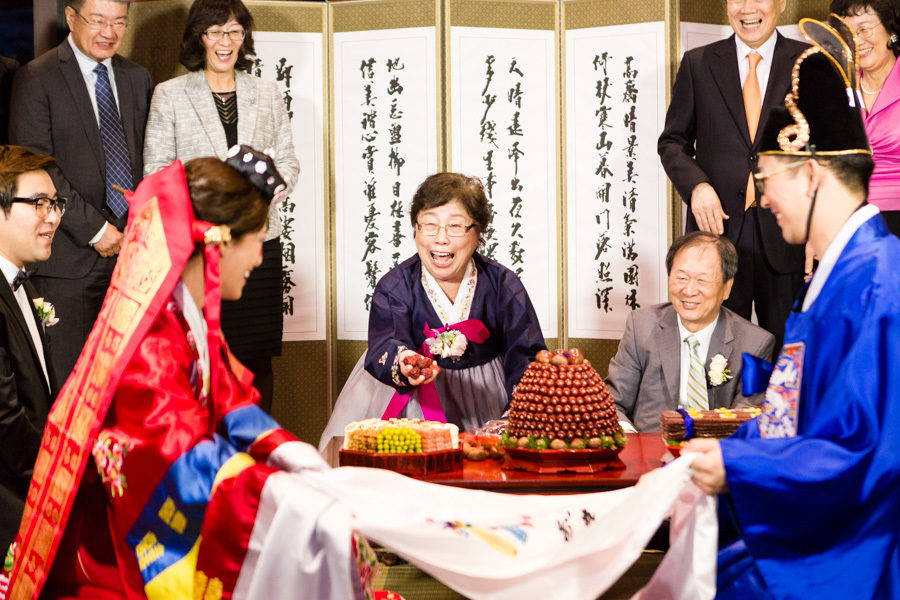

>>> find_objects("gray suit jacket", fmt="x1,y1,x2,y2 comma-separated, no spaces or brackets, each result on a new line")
9,41,153,279
607,303,775,432
143,70,299,239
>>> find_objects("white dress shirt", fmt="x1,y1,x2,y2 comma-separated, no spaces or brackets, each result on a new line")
0,255,50,387
803,204,880,311
67,34,120,125
735,32,777,103
677,313,719,408
68,34,118,244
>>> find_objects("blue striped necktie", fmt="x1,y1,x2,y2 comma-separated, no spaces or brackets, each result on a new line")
93,63,131,218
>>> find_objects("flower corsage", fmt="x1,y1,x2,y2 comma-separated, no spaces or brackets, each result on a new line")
32,298,59,327
708,353,733,386
425,329,468,360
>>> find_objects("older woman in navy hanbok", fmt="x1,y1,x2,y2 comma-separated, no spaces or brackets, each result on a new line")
320,174,546,459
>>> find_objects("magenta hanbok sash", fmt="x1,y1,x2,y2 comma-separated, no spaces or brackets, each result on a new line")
382,319,490,422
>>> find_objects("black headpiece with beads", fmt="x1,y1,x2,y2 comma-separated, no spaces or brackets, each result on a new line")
224,144,286,202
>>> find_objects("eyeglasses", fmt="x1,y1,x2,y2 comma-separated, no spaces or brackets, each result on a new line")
10,196,67,218
72,8,128,31
753,160,807,194
203,29,247,42
415,222,476,237
852,22,884,41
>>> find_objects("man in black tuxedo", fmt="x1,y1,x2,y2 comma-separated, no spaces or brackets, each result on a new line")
0,145,61,552
9,0,152,384
658,0,808,348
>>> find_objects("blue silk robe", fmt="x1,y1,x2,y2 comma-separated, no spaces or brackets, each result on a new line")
364,253,546,407
718,214,900,599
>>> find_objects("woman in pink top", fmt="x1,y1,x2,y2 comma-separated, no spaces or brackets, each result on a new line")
833,0,900,236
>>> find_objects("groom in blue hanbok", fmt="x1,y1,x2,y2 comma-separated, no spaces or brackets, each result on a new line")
683,16,900,600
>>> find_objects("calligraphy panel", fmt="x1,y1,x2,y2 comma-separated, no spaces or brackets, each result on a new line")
449,26,558,338
251,31,327,341
334,27,439,339
566,22,668,340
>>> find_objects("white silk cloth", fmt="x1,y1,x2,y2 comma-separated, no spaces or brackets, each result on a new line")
232,449,717,600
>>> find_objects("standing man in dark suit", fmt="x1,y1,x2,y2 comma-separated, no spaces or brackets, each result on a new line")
9,0,153,384
658,0,808,349
0,56,18,145
0,145,61,553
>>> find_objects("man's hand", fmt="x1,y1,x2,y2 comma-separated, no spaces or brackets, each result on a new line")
690,182,729,235
682,438,729,495
93,224,123,257
398,349,440,386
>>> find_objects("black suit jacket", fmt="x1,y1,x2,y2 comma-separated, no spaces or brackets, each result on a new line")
0,55,18,145
0,278,58,551
658,33,808,274
9,40,153,279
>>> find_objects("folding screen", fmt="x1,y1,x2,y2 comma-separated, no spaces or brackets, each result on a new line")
447,0,560,340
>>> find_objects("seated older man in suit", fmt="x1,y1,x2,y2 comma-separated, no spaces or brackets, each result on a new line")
608,232,775,433
0,145,61,552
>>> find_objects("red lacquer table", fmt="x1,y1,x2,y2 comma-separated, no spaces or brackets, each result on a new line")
418,433,667,494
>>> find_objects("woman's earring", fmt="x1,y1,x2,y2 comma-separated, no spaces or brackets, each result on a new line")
891,33,898,44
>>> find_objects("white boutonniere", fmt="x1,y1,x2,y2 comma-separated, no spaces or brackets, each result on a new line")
32,298,59,327
425,329,468,360
708,353,733,386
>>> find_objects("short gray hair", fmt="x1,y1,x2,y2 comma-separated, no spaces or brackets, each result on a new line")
665,231,738,282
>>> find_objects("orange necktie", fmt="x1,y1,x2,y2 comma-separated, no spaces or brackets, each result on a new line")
744,51,762,210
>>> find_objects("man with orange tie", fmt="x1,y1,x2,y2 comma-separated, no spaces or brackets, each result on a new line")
658,0,807,349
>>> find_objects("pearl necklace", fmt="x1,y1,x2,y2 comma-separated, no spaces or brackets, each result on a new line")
860,75,883,95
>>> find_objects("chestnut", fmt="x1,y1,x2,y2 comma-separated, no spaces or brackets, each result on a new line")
568,348,585,364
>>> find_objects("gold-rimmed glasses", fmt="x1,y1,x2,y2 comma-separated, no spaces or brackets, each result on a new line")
203,29,247,42
753,160,807,195
415,222,475,237
852,21,885,41
73,9,128,31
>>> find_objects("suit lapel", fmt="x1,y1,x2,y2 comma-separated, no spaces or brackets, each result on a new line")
709,36,751,147
658,306,682,408
58,43,105,174
186,72,229,159
757,33,798,151
236,72,258,149
23,281,49,347
112,56,140,177
705,310,735,409
0,279,49,395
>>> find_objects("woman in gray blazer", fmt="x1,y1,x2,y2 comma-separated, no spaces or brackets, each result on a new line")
144,0,299,411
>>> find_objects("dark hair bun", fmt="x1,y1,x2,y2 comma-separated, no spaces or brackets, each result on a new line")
225,144,286,202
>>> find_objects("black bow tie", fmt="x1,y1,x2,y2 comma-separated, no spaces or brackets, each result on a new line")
12,270,30,291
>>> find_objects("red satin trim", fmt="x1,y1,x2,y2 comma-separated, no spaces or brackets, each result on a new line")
248,429,299,463
194,463,277,599
381,319,491,422
6,162,195,600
